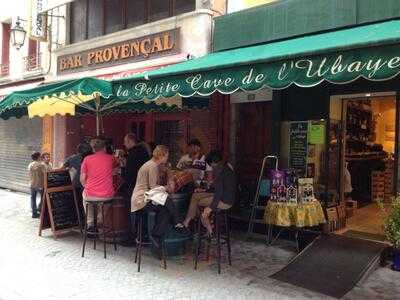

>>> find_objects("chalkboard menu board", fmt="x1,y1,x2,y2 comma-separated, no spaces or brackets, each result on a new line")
39,170,81,237
46,170,72,188
289,122,309,177
49,190,79,230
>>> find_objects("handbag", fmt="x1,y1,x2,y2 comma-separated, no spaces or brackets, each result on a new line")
168,170,194,193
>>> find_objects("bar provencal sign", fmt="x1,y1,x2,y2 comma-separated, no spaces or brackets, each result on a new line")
57,29,180,75
114,43,400,101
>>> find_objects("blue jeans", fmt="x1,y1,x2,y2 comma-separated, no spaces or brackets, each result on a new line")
30,187,43,215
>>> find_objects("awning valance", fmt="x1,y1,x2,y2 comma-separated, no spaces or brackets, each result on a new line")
113,19,400,101
0,77,113,119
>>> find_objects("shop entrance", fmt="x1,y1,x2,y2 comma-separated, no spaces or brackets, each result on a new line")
228,89,273,222
329,92,397,239
235,101,272,183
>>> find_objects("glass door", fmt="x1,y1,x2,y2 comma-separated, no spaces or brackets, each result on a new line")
327,97,346,207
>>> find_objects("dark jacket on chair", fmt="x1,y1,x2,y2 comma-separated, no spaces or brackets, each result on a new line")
210,163,236,210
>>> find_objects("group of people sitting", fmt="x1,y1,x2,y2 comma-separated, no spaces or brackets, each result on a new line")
126,136,236,248
30,133,236,250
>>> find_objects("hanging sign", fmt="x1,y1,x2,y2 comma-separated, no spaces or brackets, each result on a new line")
289,121,309,177
28,0,48,41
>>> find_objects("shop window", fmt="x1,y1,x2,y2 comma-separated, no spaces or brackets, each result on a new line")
105,0,124,34
131,121,146,143
149,0,171,22
280,120,327,202
70,0,87,43
87,0,104,39
127,0,147,28
174,0,196,15
155,120,185,166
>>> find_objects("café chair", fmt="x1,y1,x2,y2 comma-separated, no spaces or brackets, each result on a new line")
81,198,117,259
134,210,167,272
194,209,232,274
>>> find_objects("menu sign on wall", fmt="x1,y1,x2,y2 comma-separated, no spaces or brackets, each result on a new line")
289,121,309,177
57,29,180,75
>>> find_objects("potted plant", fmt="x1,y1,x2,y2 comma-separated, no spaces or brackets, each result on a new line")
379,197,400,271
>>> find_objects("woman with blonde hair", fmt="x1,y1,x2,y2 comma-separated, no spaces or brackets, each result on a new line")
131,145,188,248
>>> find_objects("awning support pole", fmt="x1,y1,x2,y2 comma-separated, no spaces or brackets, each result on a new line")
95,94,101,136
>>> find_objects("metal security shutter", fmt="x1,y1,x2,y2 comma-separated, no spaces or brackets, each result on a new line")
0,117,42,193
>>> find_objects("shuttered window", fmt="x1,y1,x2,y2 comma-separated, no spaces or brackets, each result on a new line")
69,0,196,44
70,0,87,43
174,0,196,15
87,0,103,39
105,0,124,34
127,0,147,28
1,23,10,65
149,0,171,22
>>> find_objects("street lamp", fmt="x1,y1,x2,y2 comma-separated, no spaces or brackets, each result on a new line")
10,18,27,50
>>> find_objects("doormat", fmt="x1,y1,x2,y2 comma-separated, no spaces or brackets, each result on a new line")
270,234,386,298
343,230,386,242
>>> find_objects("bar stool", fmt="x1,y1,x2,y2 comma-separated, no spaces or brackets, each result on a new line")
81,198,117,259
194,208,232,274
134,210,167,272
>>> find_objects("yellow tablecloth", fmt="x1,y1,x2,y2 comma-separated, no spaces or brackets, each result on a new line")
264,200,326,228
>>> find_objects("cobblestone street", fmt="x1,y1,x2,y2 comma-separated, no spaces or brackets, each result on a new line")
0,189,399,300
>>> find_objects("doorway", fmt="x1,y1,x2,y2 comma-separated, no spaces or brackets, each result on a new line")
329,92,397,238
235,101,272,183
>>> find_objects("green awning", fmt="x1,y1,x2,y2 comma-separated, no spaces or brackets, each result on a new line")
0,76,209,120
113,19,400,101
0,77,113,119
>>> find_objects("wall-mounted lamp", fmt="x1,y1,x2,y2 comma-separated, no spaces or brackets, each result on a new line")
10,17,27,50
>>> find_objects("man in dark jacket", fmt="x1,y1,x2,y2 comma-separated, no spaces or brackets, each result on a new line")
121,133,150,246
122,133,150,196
63,143,93,223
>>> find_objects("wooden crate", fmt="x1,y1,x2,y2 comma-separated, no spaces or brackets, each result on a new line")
324,205,346,232
372,171,387,202
345,200,357,218
337,204,346,229
324,207,338,233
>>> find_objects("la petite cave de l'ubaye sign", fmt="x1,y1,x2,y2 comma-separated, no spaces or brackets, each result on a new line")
57,28,180,75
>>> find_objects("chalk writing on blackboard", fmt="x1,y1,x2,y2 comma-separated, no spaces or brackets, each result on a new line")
289,122,309,177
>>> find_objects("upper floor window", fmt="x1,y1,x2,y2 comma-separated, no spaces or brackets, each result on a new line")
69,0,196,44
149,0,171,22
70,0,87,43
1,23,10,77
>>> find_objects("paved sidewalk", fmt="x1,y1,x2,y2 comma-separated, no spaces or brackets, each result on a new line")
0,189,399,300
